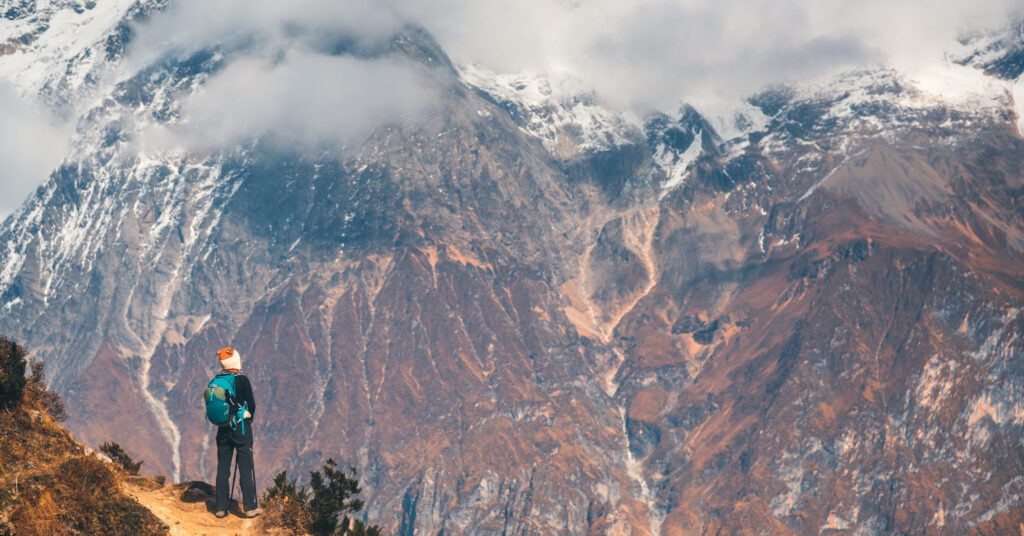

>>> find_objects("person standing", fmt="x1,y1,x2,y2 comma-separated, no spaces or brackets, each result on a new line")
211,347,260,518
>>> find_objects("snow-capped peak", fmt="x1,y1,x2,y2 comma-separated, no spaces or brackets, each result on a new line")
0,0,140,104
458,64,643,159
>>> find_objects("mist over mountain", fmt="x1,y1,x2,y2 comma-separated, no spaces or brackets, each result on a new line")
1,1,1023,534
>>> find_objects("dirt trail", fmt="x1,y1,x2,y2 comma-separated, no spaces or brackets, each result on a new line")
122,479,267,536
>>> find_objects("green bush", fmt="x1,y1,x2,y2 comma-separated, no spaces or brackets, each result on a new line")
262,459,382,536
0,336,27,410
100,442,144,475
308,459,366,535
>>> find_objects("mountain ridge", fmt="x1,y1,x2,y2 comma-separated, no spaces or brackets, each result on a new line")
1,3,1023,534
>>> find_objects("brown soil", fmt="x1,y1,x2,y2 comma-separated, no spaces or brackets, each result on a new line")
122,478,273,536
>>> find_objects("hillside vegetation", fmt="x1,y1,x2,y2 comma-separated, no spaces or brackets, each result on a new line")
0,335,167,535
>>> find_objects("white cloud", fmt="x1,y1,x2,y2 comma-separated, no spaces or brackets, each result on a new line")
115,0,1024,142
398,0,1023,111
0,83,71,221
127,0,439,153
142,50,438,151
126,0,404,72
3,0,1022,215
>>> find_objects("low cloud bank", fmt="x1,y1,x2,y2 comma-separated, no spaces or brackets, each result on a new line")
143,51,437,152
130,0,438,153
2,0,1021,215
402,0,1022,110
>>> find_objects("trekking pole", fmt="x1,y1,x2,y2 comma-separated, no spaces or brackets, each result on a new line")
230,454,239,508
252,448,259,508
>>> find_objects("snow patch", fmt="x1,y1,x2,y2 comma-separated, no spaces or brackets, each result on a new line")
798,156,849,202
138,349,182,482
2,297,22,311
656,137,702,198
772,233,800,248
458,64,641,157
0,0,138,98
906,60,1008,111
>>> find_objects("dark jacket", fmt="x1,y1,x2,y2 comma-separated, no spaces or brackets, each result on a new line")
231,374,256,418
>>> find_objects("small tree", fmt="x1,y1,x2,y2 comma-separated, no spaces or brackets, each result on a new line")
0,336,27,410
262,460,382,536
100,442,143,475
308,459,366,536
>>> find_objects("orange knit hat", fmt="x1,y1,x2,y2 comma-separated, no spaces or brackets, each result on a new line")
218,347,241,370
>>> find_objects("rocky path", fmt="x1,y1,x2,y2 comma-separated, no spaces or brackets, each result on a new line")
122,477,267,536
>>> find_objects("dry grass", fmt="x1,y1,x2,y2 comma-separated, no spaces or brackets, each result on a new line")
0,365,167,536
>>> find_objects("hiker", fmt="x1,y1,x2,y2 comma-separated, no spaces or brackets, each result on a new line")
206,347,261,518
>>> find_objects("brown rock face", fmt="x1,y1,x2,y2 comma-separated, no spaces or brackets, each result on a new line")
1,13,1023,535
607,128,1024,533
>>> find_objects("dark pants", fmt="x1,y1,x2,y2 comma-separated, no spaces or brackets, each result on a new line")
215,420,257,512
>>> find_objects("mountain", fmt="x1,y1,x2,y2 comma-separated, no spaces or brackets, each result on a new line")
1,2,1023,534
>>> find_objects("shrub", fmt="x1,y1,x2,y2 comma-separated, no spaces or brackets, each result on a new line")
262,460,382,536
100,442,144,475
0,336,27,410
261,471,312,535
308,459,366,536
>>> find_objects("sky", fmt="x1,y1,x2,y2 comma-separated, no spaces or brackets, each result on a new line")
0,0,1020,220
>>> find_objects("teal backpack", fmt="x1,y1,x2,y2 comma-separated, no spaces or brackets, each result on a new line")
204,372,249,435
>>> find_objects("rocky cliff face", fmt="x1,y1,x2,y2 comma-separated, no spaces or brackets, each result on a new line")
1,3,1023,534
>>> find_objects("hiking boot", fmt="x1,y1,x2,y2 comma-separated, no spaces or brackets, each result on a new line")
244,508,262,518
214,510,228,518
